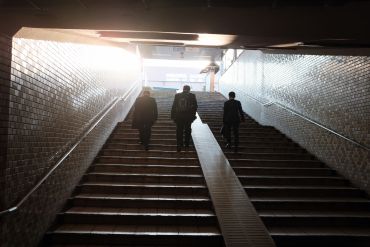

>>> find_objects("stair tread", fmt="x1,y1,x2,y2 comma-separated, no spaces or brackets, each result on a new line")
243,185,358,190
102,149,196,153
259,210,370,217
252,197,370,202
79,182,207,189
93,163,200,168
52,224,221,235
269,226,370,235
67,207,214,216
228,158,320,162
88,172,203,177
75,194,210,200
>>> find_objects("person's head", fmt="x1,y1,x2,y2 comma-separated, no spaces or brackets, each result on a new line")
229,91,236,99
143,90,150,97
183,85,190,93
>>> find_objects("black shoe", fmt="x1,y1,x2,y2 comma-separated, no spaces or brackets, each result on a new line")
225,143,232,149
177,146,182,152
144,145,149,151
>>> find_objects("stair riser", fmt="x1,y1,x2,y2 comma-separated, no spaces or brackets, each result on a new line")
272,235,370,247
60,214,218,226
252,201,370,211
96,157,200,165
45,233,224,247
234,169,334,176
245,188,364,198
229,160,323,168
72,198,213,209
108,138,179,145
214,133,285,139
103,144,194,151
209,128,279,134
100,150,198,158
85,174,205,185
91,165,202,174
224,147,305,154
263,217,370,227
78,185,209,196
112,133,177,139
226,153,314,160
240,177,349,187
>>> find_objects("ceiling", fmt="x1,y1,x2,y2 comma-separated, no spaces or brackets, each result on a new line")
2,0,370,53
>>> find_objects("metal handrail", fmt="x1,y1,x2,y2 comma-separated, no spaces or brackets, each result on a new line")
0,83,140,216
272,102,370,151
244,93,369,151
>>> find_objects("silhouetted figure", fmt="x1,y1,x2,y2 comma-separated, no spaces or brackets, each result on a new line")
171,85,198,152
223,91,245,153
132,90,158,150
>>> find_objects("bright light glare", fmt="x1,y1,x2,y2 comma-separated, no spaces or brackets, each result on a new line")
82,45,140,70
197,34,236,46
143,59,211,69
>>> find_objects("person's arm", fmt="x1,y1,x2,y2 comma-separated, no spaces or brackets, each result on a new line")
171,94,177,121
153,98,158,122
193,94,198,112
238,101,245,121
223,101,227,123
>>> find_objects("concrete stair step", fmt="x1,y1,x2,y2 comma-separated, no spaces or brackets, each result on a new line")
262,215,370,227
235,167,335,176
91,164,201,174
100,149,197,158
71,196,213,209
77,183,208,196
103,143,195,151
229,146,306,153
59,212,218,226
225,152,315,160
214,132,285,138
244,186,365,198
95,156,200,165
229,159,324,168
45,227,224,246
85,172,205,185
270,229,370,247
259,209,370,217
76,193,210,201
252,198,370,211
111,133,177,139
107,138,179,145
239,176,349,187
67,206,215,216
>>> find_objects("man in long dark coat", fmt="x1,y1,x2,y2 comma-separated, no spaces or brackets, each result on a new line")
171,85,198,152
132,90,158,150
223,91,245,153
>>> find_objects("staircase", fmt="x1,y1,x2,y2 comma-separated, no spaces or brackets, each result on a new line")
196,92,370,247
43,91,224,246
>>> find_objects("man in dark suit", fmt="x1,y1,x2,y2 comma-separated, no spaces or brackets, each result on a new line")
132,90,158,150
171,85,198,152
223,91,245,152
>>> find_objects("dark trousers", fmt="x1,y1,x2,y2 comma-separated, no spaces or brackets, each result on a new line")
224,122,240,147
138,123,152,146
176,121,192,147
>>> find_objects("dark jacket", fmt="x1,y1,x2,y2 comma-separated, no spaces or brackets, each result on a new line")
223,99,245,124
171,92,198,123
132,95,158,128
